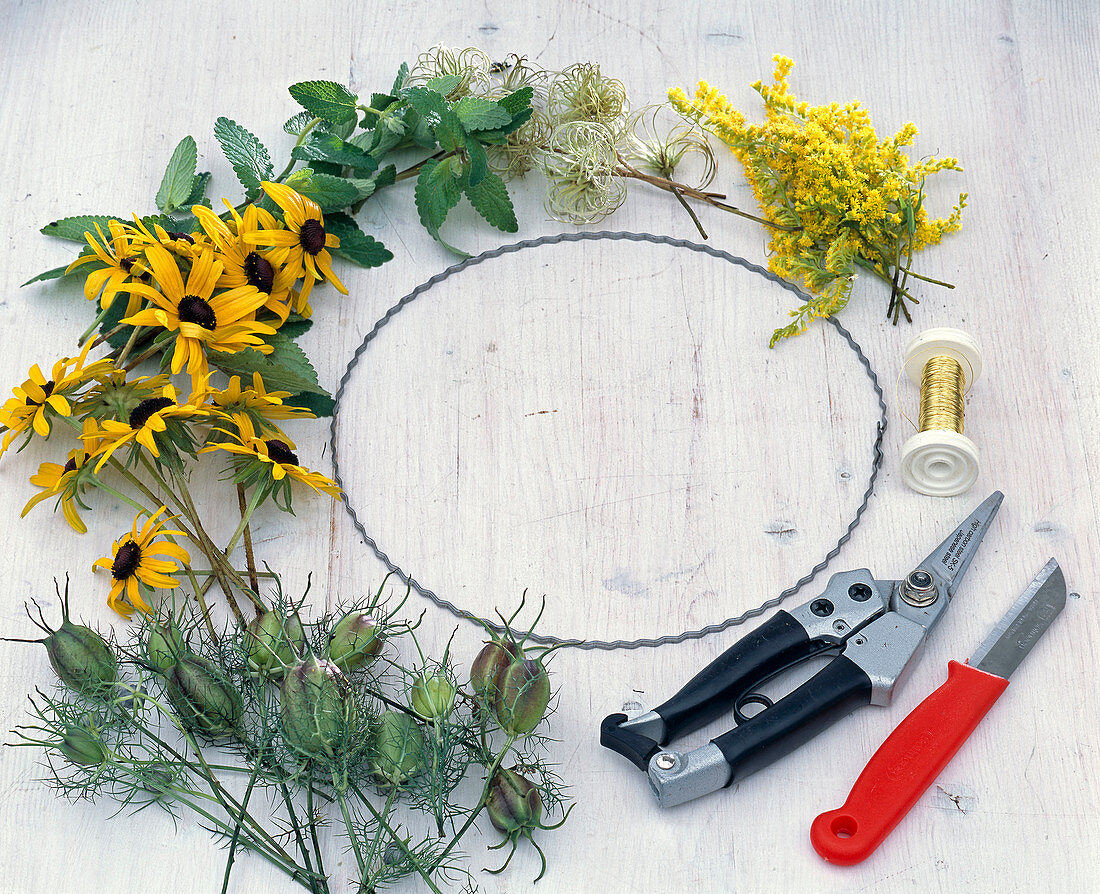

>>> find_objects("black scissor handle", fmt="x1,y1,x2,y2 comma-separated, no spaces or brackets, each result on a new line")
712,654,873,784
652,610,829,743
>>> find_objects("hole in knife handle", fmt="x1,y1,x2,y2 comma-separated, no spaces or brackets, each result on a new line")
830,816,857,839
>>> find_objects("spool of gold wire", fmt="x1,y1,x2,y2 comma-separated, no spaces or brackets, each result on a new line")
900,328,983,496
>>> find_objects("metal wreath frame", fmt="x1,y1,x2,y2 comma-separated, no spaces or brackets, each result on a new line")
330,231,887,650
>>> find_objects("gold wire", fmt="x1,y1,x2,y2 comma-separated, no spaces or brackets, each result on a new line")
918,355,966,434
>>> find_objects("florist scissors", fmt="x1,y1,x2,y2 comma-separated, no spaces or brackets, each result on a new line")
600,491,1002,807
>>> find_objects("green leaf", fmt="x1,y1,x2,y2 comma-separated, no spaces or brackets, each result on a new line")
288,80,358,125
391,62,409,94
155,136,198,213
415,158,463,238
498,86,534,116
210,334,328,396
373,164,397,190
284,111,314,135
21,263,74,287
282,391,336,417
183,172,212,209
40,215,123,243
466,139,489,188
454,96,511,131
426,74,463,97
474,107,533,144
292,172,361,213
142,213,202,235
464,172,518,233
291,133,378,172
97,289,137,349
434,108,466,152
276,314,313,340
325,212,393,268
402,86,446,118
214,117,274,200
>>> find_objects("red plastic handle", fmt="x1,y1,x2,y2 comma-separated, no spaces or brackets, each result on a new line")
810,660,1009,865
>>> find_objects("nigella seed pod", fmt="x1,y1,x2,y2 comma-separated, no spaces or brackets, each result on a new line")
246,610,305,680
146,623,185,674
56,722,108,767
495,656,551,736
370,710,427,786
410,671,456,722
469,638,516,702
280,655,356,760
326,611,384,673
165,654,244,739
4,579,120,699
486,767,542,834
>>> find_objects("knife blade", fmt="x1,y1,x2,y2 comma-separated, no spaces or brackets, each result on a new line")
809,558,1067,865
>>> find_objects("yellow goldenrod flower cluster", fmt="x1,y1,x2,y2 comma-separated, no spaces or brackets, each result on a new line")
670,56,967,344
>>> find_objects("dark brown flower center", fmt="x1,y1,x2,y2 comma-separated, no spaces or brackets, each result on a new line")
178,295,218,331
111,540,142,580
129,397,175,430
265,439,299,466
168,232,195,244
64,457,78,474
298,219,326,255
244,252,275,293
25,380,55,406
121,257,136,272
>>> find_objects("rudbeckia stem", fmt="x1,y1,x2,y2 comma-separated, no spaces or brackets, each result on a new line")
115,324,149,368
235,484,260,594
77,302,115,347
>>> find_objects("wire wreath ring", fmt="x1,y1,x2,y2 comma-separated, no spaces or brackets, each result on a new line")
330,231,887,650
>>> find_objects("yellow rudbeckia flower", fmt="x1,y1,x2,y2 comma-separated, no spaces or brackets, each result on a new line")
199,412,340,509
122,243,276,378
92,506,191,616
0,341,115,456
244,182,347,315
193,203,298,325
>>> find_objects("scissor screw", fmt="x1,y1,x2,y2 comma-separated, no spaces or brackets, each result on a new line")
902,570,938,606
811,599,834,617
848,583,872,602
655,753,677,771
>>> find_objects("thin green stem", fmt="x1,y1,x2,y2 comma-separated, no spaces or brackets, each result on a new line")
221,761,262,894
274,118,322,183
78,302,115,346
433,735,517,866
115,325,148,368
305,780,329,894
334,785,368,883
350,781,446,894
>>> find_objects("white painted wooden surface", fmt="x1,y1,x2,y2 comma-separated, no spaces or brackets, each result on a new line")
1,1,1097,892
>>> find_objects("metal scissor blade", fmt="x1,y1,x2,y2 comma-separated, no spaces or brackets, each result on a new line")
919,490,1003,597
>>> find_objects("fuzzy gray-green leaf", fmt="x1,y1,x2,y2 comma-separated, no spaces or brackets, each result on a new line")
325,212,393,268
465,172,518,233
288,80,358,125
209,335,328,396
155,136,198,213
214,117,274,199
292,173,360,213
454,96,512,131
40,215,123,243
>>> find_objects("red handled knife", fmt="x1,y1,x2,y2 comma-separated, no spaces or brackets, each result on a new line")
810,558,1067,865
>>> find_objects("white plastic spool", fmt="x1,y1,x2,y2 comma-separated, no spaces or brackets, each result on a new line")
899,328,983,497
